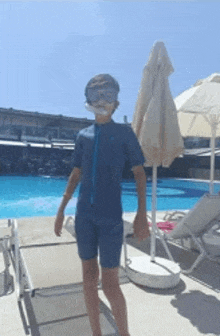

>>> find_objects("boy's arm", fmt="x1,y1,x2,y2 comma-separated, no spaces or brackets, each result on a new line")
54,167,81,236
132,165,150,242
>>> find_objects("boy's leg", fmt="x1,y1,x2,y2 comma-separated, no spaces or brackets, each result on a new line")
101,267,130,336
82,257,102,336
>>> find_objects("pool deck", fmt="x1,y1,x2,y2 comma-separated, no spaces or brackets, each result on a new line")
0,212,220,336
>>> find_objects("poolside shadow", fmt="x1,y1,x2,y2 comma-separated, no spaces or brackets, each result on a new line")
126,235,220,292
171,290,220,334
20,285,120,336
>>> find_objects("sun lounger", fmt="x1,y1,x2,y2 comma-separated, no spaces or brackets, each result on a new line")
124,194,220,275
9,216,122,335
10,217,82,302
160,194,220,273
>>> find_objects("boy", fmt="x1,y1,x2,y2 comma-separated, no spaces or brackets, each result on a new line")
54,74,150,336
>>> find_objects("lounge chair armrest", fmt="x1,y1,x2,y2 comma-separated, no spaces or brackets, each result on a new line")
163,211,186,222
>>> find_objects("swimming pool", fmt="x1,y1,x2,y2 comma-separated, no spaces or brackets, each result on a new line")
1,175,220,219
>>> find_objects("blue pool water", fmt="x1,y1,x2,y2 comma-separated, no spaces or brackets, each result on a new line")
1,175,220,219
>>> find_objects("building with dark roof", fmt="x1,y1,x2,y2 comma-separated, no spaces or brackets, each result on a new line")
0,107,93,143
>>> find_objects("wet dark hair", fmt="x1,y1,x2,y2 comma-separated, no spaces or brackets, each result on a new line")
85,74,120,103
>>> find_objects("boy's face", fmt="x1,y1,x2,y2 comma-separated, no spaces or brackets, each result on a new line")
86,87,119,121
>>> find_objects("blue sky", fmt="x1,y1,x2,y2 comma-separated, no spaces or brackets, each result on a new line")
0,1,220,123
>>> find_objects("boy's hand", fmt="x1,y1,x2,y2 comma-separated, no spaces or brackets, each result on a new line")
133,211,150,243
54,211,64,237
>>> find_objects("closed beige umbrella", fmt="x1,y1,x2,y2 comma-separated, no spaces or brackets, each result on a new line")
175,73,220,194
132,41,183,168
132,41,184,261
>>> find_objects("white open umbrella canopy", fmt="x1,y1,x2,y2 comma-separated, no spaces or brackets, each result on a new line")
132,41,184,261
175,73,220,194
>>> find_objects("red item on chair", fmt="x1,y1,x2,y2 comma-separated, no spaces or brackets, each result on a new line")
149,221,177,233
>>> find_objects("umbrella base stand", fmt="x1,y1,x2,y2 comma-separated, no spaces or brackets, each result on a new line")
125,255,180,289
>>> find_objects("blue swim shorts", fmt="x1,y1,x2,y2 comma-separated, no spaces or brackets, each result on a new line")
75,216,124,268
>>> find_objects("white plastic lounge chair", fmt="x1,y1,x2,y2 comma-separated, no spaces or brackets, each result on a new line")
10,216,121,335
10,217,82,302
123,194,220,275
160,194,220,273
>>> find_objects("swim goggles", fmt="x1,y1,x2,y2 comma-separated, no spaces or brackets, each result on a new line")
86,88,118,103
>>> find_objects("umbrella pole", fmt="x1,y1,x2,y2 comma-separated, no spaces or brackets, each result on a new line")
150,164,157,262
210,125,217,195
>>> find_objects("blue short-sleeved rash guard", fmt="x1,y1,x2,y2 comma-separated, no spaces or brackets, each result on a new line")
73,119,145,220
